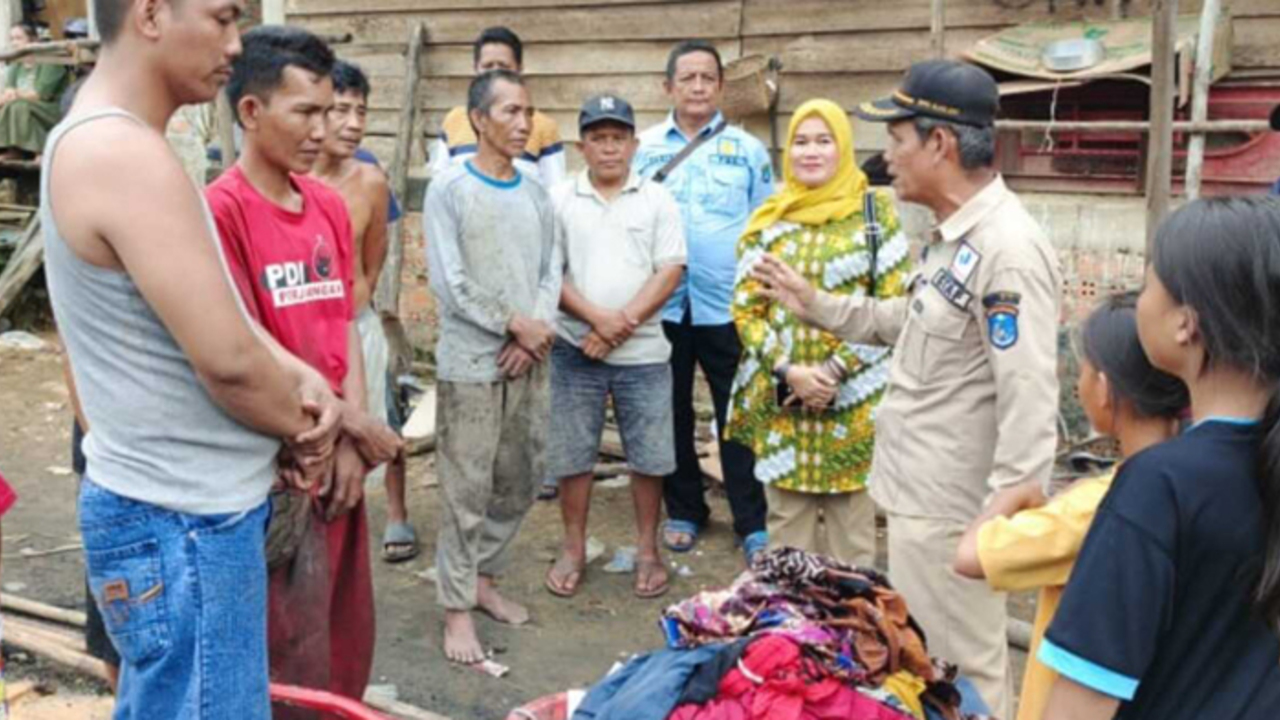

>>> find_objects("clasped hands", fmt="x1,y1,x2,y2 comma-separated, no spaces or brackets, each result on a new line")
276,367,402,520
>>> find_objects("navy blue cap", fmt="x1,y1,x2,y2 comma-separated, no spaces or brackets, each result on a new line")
854,60,1000,128
579,94,635,132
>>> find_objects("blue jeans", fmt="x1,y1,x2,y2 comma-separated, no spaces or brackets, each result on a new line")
79,479,271,720
548,340,676,479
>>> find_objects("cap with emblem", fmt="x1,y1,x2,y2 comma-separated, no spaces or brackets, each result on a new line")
853,60,999,128
579,94,636,132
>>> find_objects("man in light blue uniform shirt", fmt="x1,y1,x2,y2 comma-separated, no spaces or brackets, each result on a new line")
634,40,774,561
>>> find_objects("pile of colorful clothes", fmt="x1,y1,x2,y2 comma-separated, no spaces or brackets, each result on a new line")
572,548,991,720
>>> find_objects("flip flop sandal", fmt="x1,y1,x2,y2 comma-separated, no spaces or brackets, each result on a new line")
381,521,420,563
633,559,670,599
742,530,769,567
662,519,699,553
544,559,584,598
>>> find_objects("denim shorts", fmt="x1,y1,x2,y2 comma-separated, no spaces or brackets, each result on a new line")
548,340,676,479
79,479,271,720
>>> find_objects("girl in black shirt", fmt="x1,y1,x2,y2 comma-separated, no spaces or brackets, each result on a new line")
1041,197,1280,720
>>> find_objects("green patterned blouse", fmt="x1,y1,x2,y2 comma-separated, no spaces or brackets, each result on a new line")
727,191,911,494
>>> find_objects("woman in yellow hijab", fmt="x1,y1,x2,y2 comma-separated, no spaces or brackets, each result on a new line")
727,99,910,566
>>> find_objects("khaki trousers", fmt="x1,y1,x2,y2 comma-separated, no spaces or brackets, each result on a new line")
765,486,877,568
887,513,1010,719
435,369,548,610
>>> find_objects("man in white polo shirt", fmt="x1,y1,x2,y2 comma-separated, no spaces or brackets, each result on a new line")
544,94,687,599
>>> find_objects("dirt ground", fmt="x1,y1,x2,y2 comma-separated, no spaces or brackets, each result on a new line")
0,340,1031,719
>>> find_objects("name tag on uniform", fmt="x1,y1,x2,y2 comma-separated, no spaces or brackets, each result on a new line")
931,268,973,310
950,242,981,284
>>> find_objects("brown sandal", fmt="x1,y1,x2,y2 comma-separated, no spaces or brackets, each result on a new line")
545,556,584,598
633,558,670,599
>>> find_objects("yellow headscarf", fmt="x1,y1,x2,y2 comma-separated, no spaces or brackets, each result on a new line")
744,99,869,238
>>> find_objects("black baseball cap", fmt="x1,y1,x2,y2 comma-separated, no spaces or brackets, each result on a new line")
854,60,1000,128
579,94,635,132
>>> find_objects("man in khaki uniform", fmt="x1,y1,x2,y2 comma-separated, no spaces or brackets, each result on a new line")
753,60,1061,717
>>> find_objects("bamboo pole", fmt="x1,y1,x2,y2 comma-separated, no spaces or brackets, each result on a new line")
373,22,427,371
1,593,88,628
2,614,87,651
1145,0,1180,255
0,39,96,63
1183,0,1221,200
216,89,239,169
930,0,946,58
996,119,1269,133
3,617,111,683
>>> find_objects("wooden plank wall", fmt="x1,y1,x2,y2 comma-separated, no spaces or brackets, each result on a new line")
286,0,1280,172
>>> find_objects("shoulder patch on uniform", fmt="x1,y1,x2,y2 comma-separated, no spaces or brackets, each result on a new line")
983,291,1021,350
930,268,973,310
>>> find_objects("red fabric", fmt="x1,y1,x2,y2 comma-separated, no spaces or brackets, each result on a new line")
206,166,356,393
268,499,375,720
0,471,15,516
669,636,911,720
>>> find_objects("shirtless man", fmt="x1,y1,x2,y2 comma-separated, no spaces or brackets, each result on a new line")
42,1,341,716
310,61,419,564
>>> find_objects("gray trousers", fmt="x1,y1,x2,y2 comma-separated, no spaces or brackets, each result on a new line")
434,368,549,609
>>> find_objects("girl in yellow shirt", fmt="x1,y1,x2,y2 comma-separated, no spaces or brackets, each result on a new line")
952,291,1187,720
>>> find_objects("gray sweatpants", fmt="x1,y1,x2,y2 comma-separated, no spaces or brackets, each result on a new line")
434,368,549,609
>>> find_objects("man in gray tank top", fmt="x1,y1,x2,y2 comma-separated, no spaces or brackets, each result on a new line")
41,1,343,717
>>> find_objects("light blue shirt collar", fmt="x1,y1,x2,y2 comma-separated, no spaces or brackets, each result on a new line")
662,110,727,143
1187,416,1261,432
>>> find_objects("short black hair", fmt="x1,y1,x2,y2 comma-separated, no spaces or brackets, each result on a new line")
860,153,892,187
473,26,522,67
93,0,129,45
665,40,722,82
228,26,335,124
467,69,524,132
332,60,370,101
1079,291,1188,419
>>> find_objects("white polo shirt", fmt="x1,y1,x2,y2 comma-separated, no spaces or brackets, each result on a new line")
551,170,687,365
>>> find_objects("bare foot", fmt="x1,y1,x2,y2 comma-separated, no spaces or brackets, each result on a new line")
443,609,486,664
476,576,530,625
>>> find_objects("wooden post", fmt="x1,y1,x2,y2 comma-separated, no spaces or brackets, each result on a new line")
1145,0,1179,256
1183,0,1220,201
0,218,42,321
262,0,285,24
374,23,426,319
930,0,946,58
0,0,20,39
216,89,238,170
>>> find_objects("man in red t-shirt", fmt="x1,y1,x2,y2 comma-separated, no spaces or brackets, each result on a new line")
207,27,399,714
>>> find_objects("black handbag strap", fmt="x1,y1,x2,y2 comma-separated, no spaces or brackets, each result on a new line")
864,190,882,296
653,119,729,184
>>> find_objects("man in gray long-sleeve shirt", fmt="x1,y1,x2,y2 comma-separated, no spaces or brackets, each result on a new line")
424,69,559,665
